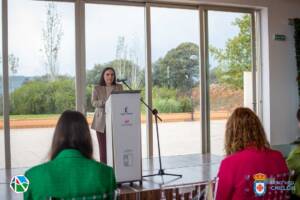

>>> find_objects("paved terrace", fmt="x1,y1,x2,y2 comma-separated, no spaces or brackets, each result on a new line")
0,119,226,168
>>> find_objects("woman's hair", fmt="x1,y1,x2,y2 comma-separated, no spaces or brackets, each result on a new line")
50,110,93,160
99,67,117,86
225,107,270,155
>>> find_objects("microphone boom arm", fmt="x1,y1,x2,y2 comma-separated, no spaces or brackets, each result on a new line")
119,80,162,122
118,79,182,180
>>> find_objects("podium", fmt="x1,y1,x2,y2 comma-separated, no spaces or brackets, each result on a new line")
105,90,142,183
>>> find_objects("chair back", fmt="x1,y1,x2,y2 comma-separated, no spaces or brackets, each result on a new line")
204,177,218,200
160,182,210,200
48,190,119,200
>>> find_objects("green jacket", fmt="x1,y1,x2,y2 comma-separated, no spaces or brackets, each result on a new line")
286,146,300,197
24,149,116,200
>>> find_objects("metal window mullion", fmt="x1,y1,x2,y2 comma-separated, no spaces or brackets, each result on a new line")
145,3,153,158
150,2,197,10
34,0,75,2
199,7,210,154
200,5,255,14
254,11,263,119
251,12,257,113
85,0,144,7
36,0,257,13
83,0,258,12
75,0,86,114
2,0,11,169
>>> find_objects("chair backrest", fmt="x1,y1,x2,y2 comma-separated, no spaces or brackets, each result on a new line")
177,185,196,200
48,190,119,200
204,177,218,200
160,182,208,200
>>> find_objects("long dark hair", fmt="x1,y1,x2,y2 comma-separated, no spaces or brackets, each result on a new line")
50,110,93,160
99,67,117,86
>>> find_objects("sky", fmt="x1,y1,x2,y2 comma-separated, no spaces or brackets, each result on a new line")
6,0,245,77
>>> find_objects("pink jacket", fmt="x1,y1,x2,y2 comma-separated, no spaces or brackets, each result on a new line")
216,147,289,200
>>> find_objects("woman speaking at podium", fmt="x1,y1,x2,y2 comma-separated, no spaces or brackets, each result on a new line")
91,67,123,163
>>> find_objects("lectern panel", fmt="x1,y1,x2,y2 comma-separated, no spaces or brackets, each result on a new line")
106,92,142,183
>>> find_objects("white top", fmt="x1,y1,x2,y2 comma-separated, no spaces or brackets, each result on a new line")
105,85,114,96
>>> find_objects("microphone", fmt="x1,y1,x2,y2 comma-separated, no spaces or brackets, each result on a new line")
117,78,127,82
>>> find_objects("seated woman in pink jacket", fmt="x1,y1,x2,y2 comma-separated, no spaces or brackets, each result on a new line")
216,107,289,200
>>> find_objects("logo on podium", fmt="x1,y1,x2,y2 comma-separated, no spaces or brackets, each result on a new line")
121,106,133,116
123,150,133,167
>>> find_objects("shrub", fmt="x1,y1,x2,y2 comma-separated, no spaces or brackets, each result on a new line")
10,78,76,115
86,85,93,112
154,98,181,113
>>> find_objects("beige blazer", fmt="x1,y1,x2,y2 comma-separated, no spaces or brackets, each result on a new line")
91,84,123,133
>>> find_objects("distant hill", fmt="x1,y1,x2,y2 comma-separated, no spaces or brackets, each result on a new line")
0,76,35,95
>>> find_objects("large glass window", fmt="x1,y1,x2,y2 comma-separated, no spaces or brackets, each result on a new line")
1,1,258,168
8,0,75,168
0,0,4,169
151,7,201,156
85,4,146,159
207,11,253,155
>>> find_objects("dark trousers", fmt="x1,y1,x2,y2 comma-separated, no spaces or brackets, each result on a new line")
96,131,107,164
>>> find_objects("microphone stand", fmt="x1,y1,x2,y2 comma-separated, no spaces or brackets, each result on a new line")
119,80,182,179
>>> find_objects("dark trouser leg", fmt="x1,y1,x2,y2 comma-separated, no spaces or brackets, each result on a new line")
96,131,107,164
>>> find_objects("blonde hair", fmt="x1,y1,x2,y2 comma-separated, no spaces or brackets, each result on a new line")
225,107,270,155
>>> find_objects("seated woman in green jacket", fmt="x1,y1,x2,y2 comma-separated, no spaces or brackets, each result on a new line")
24,110,117,200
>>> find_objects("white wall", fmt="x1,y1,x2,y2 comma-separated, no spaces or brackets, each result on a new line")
267,1,299,145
